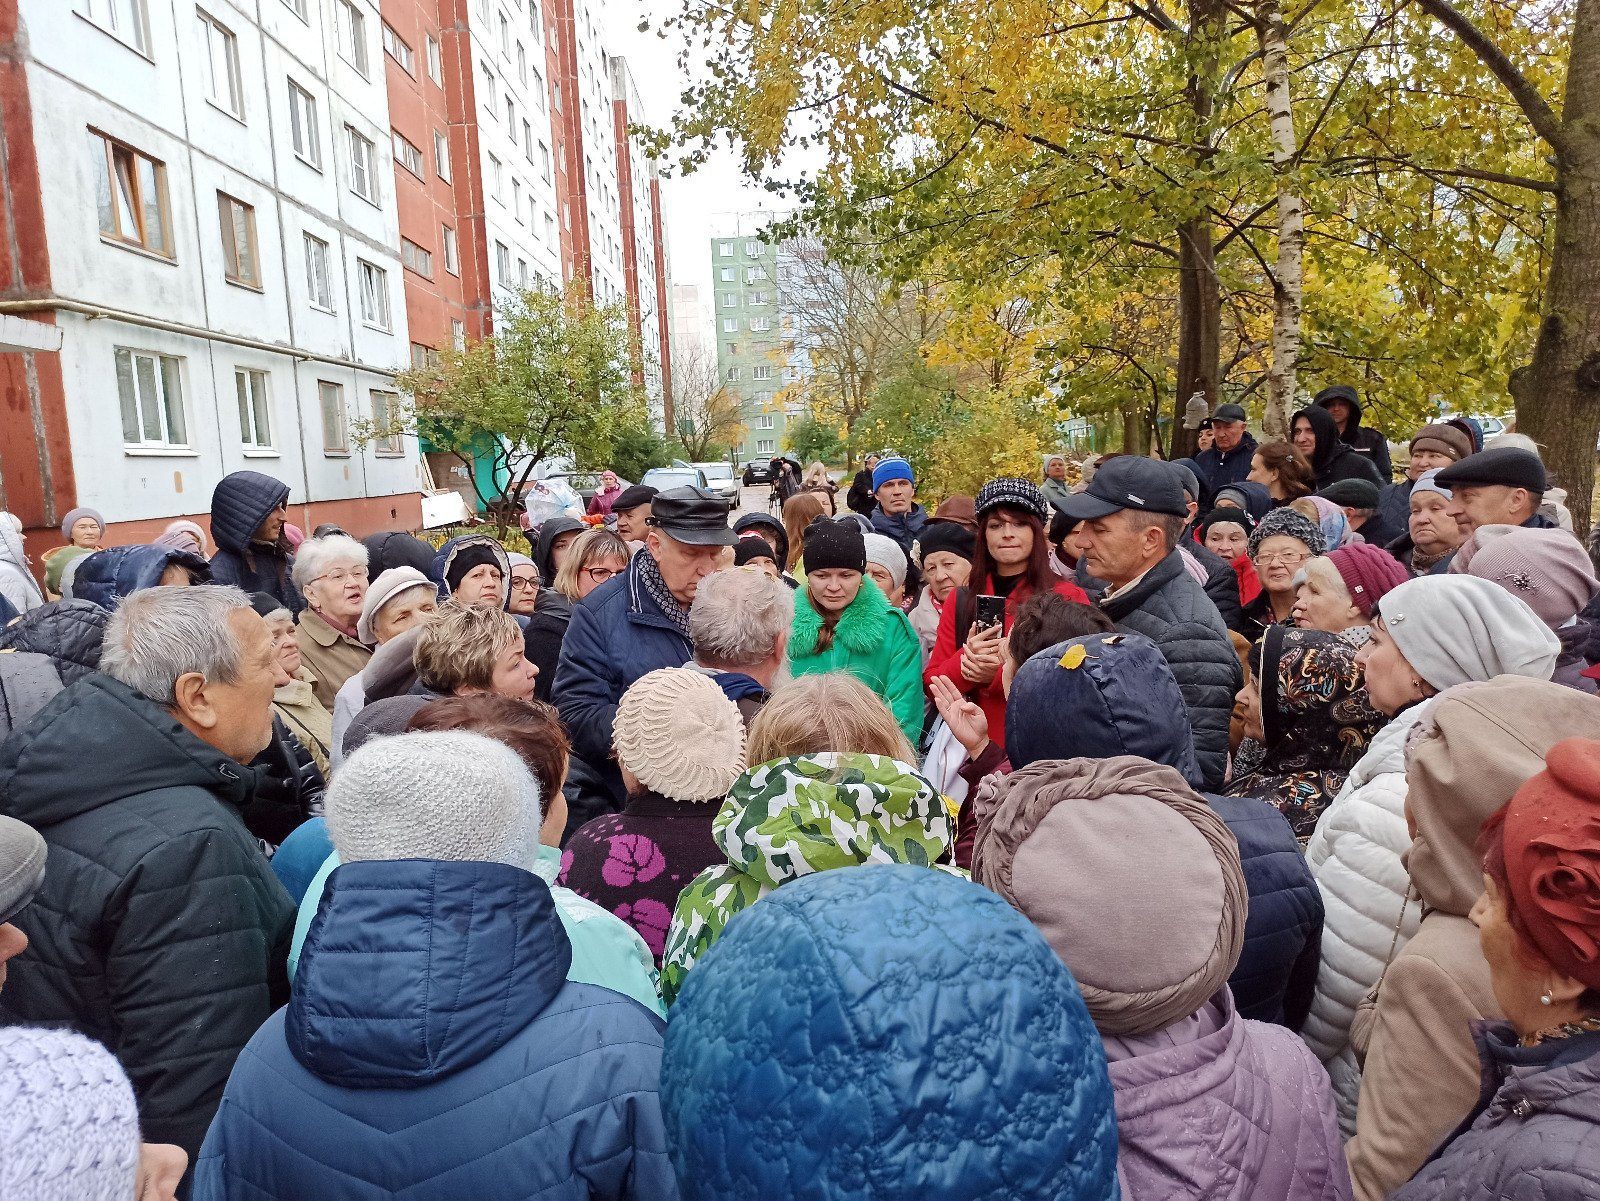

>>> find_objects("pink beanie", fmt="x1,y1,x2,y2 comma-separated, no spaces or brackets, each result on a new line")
1450,524,1600,629
1326,543,1409,618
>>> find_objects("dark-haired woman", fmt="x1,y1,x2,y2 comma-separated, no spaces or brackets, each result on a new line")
923,478,1091,746
1250,440,1316,505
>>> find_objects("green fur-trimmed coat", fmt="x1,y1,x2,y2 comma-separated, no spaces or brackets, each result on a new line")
791,577,925,746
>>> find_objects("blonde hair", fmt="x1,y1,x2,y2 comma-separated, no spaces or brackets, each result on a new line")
803,462,832,488
412,602,521,694
747,672,915,765
552,527,629,600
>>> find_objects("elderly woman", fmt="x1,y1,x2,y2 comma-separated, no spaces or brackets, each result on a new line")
1243,507,1326,637
906,520,974,656
60,506,105,550
1345,680,1600,1201
1291,543,1409,646
1392,469,1461,574
861,532,908,608
1303,576,1561,1133
972,753,1350,1199
255,597,333,775
551,528,629,603
329,565,440,755
1392,738,1600,1201
292,534,372,709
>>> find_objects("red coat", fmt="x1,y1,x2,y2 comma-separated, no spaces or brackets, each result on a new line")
923,574,1091,746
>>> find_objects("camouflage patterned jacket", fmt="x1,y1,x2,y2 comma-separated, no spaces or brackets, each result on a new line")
659,753,959,1005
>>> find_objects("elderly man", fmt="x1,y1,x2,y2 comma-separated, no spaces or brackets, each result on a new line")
1436,446,1556,539
0,585,296,1163
867,457,928,555
1192,403,1258,495
611,484,657,544
555,486,735,819
685,567,794,723
1062,458,1241,789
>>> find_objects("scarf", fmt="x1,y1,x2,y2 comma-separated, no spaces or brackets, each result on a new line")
636,549,692,636
1410,543,1452,574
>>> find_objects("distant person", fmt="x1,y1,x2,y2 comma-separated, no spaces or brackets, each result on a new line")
208,471,302,614
1193,402,1258,494
587,469,624,518
845,452,880,515
866,457,928,555
1290,407,1384,490
1314,385,1392,480
1319,479,1401,549
1040,454,1073,506
0,512,45,616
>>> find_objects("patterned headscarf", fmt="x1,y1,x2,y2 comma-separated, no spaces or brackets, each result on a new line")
1224,625,1386,838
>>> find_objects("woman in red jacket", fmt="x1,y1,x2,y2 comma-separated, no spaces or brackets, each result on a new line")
923,478,1091,740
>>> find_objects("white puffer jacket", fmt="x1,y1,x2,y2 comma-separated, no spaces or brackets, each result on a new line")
1302,699,1433,1134
0,516,44,616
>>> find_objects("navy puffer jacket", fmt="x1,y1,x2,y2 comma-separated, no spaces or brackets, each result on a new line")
663,865,1119,1200
0,599,107,683
71,544,211,612
208,471,300,613
194,858,676,1201
429,532,512,607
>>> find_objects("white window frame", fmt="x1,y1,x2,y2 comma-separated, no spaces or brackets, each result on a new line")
433,129,450,180
304,232,334,311
198,9,245,120
757,438,774,454
287,79,321,169
749,315,772,332
719,266,734,282
357,259,391,330
392,129,423,177
281,0,309,20
753,364,774,381
319,380,349,454
528,0,542,42
400,237,433,278
726,366,740,382
758,413,774,430
335,0,370,76
441,223,459,275
450,319,466,350
721,292,737,308
538,141,551,183
235,367,274,451
346,125,378,204
116,347,189,449
750,290,770,306
370,390,404,455
495,240,511,284
512,177,523,223
718,240,734,257
382,22,415,74
744,239,761,255
722,317,737,333
77,0,152,58
488,153,503,202
425,34,443,84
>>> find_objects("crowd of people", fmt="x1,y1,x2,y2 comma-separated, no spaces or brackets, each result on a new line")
0,385,1599,1201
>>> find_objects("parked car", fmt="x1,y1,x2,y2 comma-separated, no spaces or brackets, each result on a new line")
693,462,740,502
641,466,709,492
741,459,775,487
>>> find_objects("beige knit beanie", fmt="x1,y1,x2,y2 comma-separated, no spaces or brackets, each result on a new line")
614,668,747,802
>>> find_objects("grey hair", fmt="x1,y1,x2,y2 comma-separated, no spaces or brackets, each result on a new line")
100,585,253,706
290,533,368,590
1120,508,1186,552
689,568,794,670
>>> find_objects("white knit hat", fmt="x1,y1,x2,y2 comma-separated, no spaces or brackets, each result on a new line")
327,731,542,867
613,668,747,801
1378,575,1560,692
862,532,908,591
0,1027,140,1201
357,566,435,645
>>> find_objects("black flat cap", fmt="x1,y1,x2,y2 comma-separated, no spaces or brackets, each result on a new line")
1212,403,1248,423
1318,479,1381,510
1434,447,1547,493
646,486,737,546
613,484,658,512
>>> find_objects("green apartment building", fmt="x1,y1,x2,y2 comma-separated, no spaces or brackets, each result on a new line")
710,233,786,462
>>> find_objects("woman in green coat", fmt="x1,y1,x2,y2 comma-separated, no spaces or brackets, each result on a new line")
789,516,925,745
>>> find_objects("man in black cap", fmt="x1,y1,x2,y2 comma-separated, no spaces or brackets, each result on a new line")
611,484,658,543
1436,446,1555,539
1192,403,1258,497
553,485,736,824
1061,457,1241,790
1314,384,1393,480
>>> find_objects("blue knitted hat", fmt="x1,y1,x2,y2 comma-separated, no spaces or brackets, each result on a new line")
871,457,914,491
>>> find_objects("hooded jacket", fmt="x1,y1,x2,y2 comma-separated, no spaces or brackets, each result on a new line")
1293,406,1385,490
208,472,300,613
360,529,435,576
1096,549,1241,790
70,544,212,612
662,865,1121,1201
193,858,677,1201
0,515,43,616
792,576,925,744
1315,387,1393,481
1391,1023,1600,1201
733,511,789,568
0,599,107,684
0,674,295,1158
429,533,512,607
1194,430,1261,496
660,753,956,1005
533,516,585,596
1343,679,1600,1201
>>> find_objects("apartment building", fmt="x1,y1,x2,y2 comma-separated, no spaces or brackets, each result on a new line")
0,0,423,549
711,229,784,461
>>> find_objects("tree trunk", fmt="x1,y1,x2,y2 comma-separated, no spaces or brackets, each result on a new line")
1175,216,1221,458
1515,0,1600,534
1257,0,1302,441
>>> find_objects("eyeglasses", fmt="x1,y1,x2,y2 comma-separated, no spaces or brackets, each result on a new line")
1255,551,1309,567
312,567,369,585
583,566,621,583
510,575,540,592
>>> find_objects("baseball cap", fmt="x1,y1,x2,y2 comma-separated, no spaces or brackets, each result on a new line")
1212,403,1248,424
1057,458,1190,521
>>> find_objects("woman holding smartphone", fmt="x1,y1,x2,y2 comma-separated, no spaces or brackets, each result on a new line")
923,478,1092,744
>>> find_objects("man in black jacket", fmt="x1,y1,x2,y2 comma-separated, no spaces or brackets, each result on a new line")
1061,457,1242,790
846,453,880,516
0,584,296,1163
1314,385,1393,481
1291,404,1384,490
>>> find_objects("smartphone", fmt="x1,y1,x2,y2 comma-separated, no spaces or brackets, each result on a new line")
973,594,1006,632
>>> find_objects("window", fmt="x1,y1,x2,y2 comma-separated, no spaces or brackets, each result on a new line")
481,63,497,113
287,80,321,168
522,119,533,162
357,259,390,328
392,130,423,176
745,265,766,283
90,130,172,257
529,0,541,41
217,193,260,288
346,125,378,202
517,257,529,286
198,10,244,119
116,348,187,448
319,381,348,453
511,178,523,221
505,96,516,138
544,213,556,244
499,11,510,53
77,0,151,57
235,368,272,449
552,81,561,112
750,290,770,306
726,366,740,382
410,342,436,369
758,413,774,430
531,65,545,111
516,42,527,85
495,240,511,282
719,266,734,282
425,34,442,83
749,315,772,332
722,317,737,333
752,364,774,381
381,22,415,73
718,240,733,257
282,0,309,19
488,153,503,201
757,438,774,454
336,0,369,75
537,141,551,183
400,237,433,277
721,292,737,308
744,239,761,255
304,233,334,310
370,390,404,455
441,224,459,275
450,319,466,349
432,129,450,180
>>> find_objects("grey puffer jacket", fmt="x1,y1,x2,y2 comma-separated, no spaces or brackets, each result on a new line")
1098,550,1241,790
1392,1023,1600,1201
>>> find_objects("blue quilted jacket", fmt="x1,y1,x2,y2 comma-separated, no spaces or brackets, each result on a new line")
194,858,677,1201
662,865,1119,1201
71,544,211,612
